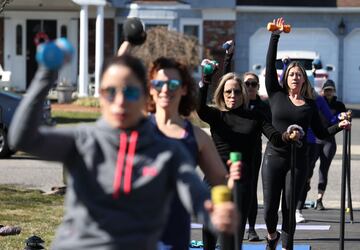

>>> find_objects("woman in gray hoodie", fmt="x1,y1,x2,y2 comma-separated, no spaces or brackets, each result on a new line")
9,55,237,250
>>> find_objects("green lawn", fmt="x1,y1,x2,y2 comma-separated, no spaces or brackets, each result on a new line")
52,110,101,125
0,185,64,249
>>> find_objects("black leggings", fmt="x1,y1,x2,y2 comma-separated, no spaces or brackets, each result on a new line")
202,180,252,250
248,149,262,229
262,145,308,249
297,137,337,209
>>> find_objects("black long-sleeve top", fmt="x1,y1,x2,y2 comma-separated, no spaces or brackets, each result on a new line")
265,34,342,153
197,83,286,181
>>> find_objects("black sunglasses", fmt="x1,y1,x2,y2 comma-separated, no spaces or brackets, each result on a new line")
150,79,182,92
224,89,241,96
244,80,259,88
100,86,141,102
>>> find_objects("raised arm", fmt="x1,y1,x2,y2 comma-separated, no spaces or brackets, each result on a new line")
197,67,221,125
222,40,234,75
8,67,76,161
265,18,286,96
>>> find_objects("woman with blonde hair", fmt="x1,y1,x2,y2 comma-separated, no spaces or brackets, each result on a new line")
197,65,296,250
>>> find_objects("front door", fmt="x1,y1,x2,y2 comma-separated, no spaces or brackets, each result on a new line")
4,19,26,91
26,20,57,88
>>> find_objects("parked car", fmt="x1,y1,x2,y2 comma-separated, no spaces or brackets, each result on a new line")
255,50,334,99
0,90,54,158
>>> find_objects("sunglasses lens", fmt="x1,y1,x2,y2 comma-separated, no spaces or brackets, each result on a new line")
225,89,241,95
151,80,164,91
245,81,258,87
151,79,181,92
102,87,116,102
123,86,141,101
101,86,141,102
168,79,181,91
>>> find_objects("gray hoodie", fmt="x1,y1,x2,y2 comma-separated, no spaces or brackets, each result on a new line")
8,68,212,250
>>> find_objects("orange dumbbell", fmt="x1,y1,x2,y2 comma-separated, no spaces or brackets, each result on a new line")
267,23,291,33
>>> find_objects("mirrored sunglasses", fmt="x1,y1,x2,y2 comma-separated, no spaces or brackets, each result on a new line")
244,80,259,88
100,86,141,102
150,79,182,92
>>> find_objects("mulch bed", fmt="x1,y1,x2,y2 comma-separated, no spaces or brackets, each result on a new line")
51,103,100,113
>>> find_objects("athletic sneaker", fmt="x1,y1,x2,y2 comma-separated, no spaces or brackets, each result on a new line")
296,209,306,223
315,199,325,210
265,231,281,250
247,228,260,241
0,225,21,236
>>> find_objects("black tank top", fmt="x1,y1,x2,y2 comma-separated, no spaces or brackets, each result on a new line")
149,115,198,165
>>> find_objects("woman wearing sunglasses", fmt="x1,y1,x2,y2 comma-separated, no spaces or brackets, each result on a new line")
223,40,271,241
197,58,301,249
146,57,239,250
8,55,238,250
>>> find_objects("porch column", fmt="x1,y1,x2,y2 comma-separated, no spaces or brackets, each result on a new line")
79,4,89,97
94,5,104,97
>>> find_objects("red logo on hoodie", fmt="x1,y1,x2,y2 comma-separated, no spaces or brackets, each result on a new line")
142,166,158,177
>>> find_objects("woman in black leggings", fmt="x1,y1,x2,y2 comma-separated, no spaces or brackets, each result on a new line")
197,65,296,250
263,17,350,250
222,40,271,241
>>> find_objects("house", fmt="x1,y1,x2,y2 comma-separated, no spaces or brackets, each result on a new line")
1,0,359,102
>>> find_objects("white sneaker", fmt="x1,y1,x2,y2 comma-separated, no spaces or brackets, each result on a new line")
296,209,306,223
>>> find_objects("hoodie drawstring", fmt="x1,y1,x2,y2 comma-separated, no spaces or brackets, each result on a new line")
113,131,138,199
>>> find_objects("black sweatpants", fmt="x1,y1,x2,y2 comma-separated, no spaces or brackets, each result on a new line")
262,145,308,249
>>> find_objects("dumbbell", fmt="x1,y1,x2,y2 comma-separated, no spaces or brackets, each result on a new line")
123,17,147,45
267,23,291,33
36,38,74,70
201,60,219,75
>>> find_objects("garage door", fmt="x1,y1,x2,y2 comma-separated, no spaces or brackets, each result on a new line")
249,28,338,88
343,28,360,103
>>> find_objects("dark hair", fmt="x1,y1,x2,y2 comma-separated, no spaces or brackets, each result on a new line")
282,61,313,99
101,55,148,95
243,72,259,83
148,57,197,116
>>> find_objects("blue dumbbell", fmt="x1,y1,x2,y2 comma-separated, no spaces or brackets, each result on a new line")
36,38,74,70
222,42,231,50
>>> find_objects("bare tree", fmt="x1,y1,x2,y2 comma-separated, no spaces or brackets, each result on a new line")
0,0,13,13
131,26,208,70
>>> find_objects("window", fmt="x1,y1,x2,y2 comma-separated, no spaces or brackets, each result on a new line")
183,25,199,40
145,23,169,30
60,25,67,38
180,19,202,76
16,25,22,55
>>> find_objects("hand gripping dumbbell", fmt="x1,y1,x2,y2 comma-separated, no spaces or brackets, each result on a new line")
123,17,147,46
36,38,74,70
201,59,219,75
267,22,291,33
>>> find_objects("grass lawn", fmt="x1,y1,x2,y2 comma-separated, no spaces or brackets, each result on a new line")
52,110,101,125
0,185,64,249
